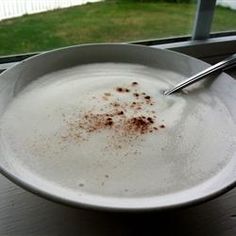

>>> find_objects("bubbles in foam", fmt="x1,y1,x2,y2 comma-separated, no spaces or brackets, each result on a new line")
0,63,235,197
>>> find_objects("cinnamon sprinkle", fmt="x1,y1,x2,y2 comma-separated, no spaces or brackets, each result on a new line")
61,83,166,147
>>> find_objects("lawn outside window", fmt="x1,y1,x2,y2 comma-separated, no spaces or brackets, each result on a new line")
0,0,235,65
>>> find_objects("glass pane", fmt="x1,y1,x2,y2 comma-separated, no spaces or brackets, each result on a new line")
212,1,236,33
0,0,197,56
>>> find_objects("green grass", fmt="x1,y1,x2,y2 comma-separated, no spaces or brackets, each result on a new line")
0,1,235,56
212,6,236,32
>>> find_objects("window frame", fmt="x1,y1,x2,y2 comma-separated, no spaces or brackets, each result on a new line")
0,0,235,70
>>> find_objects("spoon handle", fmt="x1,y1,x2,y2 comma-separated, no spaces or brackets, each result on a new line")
164,53,236,95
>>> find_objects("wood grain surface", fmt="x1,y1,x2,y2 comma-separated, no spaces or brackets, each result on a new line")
0,173,236,236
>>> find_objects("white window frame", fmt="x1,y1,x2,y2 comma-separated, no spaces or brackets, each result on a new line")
0,0,235,71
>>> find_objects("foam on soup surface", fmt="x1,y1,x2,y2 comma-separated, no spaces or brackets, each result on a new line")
0,63,235,197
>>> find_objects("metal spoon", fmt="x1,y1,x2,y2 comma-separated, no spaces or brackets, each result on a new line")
164,53,236,96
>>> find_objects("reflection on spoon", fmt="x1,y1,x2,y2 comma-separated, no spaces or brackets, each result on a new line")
164,53,236,96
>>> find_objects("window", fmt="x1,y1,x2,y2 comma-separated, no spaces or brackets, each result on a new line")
212,2,236,33
0,0,235,58
1,0,197,56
